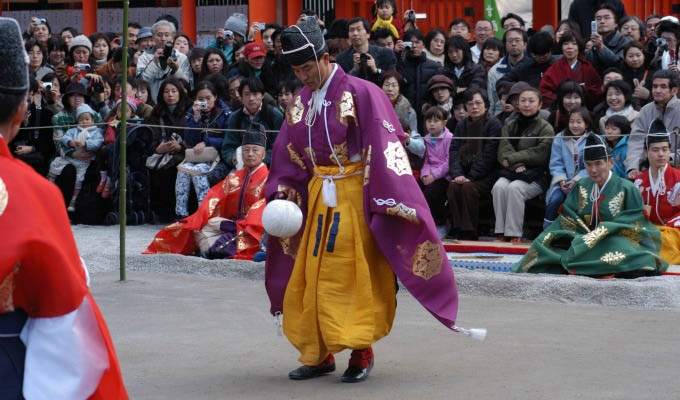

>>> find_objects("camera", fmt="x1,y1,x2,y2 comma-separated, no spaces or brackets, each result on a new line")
404,10,416,22
224,30,234,40
75,63,91,71
255,23,265,30
403,41,413,51
657,37,668,48
32,17,46,25
359,53,368,65
197,100,209,111
41,82,52,91
160,42,177,69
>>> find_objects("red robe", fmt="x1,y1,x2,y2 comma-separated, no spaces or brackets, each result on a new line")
144,164,268,260
0,136,127,398
634,165,680,227
539,56,603,109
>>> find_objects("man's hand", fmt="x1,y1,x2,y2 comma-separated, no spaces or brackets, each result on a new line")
153,47,164,64
352,53,362,72
248,22,263,42
394,40,405,54
515,165,526,173
628,169,640,180
590,33,603,50
156,141,172,153
14,145,34,155
167,55,179,72
193,141,206,155
364,53,378,73
421,175,434,185
632,79,650,100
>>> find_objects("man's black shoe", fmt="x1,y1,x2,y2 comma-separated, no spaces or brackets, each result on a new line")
340,359,373,383
288,357,335,380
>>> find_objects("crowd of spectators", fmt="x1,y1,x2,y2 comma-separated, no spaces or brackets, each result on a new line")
12,0,680,243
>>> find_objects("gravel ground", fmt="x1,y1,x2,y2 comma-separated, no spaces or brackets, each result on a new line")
72,224,680,309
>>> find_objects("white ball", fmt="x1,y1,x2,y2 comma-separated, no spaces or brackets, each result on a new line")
262,200,303,238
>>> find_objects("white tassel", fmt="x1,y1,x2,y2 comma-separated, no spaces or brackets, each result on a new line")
322,178,337,207
453,325,487,341
274,311,283,337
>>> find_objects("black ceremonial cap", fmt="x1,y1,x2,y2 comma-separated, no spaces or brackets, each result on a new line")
0,18,29,95
645,118,671,148
242,123,267,147
280,16,327,66
584,134,610,161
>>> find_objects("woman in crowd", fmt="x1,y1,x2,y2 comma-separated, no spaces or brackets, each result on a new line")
40,72,64,114
173,34,193,55
89,33,111,68
553,20,581,54
540,31,602,108
445,35,487,93
598,80,638,133
147,77,191,222
46,37,68,71
31,18,50,43
422,74,455,119
547,79,586,133
424,28,447,66
380,70,424,160
11,78,56,176
136,79,155,108
275,79,301,113
188,47,205,90
619,16,646,43
478,38,504,72
176,81,232,218
222,76,283,170
60,27,78,47
26,38,54,81
447,92,468,132
200,48,230,81
621,41,654,109
447,88,501,240
492,88,554,243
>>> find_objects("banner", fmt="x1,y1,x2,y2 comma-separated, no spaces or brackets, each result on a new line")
483,0,504,39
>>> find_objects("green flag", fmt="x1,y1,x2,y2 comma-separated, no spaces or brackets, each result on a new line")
484,0,504,39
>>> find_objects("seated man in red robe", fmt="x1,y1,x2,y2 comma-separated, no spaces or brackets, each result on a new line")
634,119,680,264
145,124,269,260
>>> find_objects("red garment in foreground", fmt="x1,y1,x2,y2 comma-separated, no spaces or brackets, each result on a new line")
144,164,268,260
634,165,680,227
0,137,127,399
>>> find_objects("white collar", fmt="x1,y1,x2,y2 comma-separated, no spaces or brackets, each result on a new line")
310,63,338,116
649,163,668,196
247,162,265,176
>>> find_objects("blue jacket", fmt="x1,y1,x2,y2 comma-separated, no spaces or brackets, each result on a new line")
546,131,589,204
609,135,628,178
184,100,232,150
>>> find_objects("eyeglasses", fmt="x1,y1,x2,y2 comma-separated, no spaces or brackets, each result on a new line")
466,100,484,107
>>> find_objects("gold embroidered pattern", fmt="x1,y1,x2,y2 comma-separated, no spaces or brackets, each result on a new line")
286,95,304,126
542,232,555,246
304,147,317,163
608,191,625,217
412,240,443,280
582,225,608,249
287,143,307,170
249,198,266,212
560,215,578,232
0,177,7,217
518,248,539,272
384,141,412,177
165,221,184,238
250,179,266,198
601,251,626,265
578,186,588,213
0,262,19,313
620,228,642,247
336,91,357,126
208,198,220,218
227,173,241,193
279,236,300,258
363,146,372,186
277,185,302,207
237,235,248,251
152,237,173,253
333,141,349,164
386,203,419,224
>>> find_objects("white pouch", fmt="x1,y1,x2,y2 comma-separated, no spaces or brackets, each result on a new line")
322,178,337,208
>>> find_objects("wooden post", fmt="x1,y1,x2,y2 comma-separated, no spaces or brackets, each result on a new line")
181,0,197,43
82,0,97,35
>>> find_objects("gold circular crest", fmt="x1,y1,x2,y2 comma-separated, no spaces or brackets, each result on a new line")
0,177,7,217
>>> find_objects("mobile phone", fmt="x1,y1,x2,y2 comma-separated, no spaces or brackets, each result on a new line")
591,20,597,35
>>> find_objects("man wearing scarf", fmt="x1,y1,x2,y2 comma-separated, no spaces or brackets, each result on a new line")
0,17,127,398
634,119,680,264
145,124,269,260
514,134,668,277
265,17,458,383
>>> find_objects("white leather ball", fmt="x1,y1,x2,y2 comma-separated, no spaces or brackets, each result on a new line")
262,200,303,238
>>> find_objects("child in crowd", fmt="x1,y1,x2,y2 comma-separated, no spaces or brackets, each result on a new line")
603,115,631,178
276,79,302,113
544,107,594,228
420,105,453,238
136,79,155,107
371,0,402,40
48,104,104,211
446,92,467,132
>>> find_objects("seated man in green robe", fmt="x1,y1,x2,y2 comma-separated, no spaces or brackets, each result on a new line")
514,134,668,277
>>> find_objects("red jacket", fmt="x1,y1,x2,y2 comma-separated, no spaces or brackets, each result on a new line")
539,56,602,109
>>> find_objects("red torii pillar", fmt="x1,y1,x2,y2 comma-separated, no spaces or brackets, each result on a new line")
82,0,97,35
182,0,197,43
532,0,558,30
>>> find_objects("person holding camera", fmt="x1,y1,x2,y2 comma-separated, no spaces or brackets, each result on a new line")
395,29,440,121
206,13,248,66
25,38,54,81
336,17,396,84
586,4,631,71
136,19,191,104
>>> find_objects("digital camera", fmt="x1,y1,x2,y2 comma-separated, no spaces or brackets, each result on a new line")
41,82,52,91
32,17,46,25
657,37,668,48
403,41,413,51
197,101,209,111
75,63,91,71
224,30,234,40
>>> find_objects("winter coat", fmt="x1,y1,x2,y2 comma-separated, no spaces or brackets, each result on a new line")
9,100,55,175
148,106,188,169
448,116,501,181
136,49,192,103
568,0,626,38
546,131,589,204
626,96,680,172
445,60,487,91
421,128,453,181
497,56,560,92
539,56,603,109
183,99,232,150
487,55,532,115
586,30,631,72
336,44,397,84
397,53,440,119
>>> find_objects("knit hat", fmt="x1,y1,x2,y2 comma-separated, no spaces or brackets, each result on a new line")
645,118,671,148
137,27,153,42
281,17,327,66
64,82,88,97
584,134,610,161
224,13,248,39
113,96,142,115
242,122,266,147
427,74,454,92
69,34,92,52
0,18,29,95
75,104,96,121
243,42,266,59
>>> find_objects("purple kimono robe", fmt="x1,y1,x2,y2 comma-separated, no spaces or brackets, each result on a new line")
421,128,453,181
264,66,459,329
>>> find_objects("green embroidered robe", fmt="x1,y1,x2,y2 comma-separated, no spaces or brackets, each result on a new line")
514,174,668,276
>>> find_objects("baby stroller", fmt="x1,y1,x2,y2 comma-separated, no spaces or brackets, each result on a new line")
105,122,155,225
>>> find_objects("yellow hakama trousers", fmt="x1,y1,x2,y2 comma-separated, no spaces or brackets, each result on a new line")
282,162,397,366
658,225,680,264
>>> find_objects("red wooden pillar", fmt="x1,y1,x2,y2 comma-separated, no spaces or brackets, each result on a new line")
249,0,278,43
532,0,557,30
284,0,302,26
181,0,196,43
82,0,97,35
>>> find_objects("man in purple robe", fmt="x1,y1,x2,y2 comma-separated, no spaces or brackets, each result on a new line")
264,17,459,383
